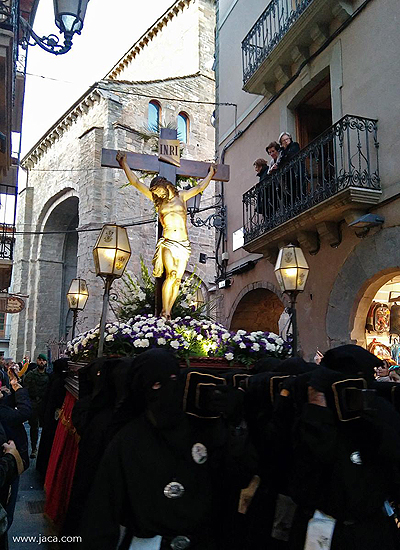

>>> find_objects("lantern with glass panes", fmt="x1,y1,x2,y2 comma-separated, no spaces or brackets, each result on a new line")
93,225,131,357
274,244,309,356
66,278,89,338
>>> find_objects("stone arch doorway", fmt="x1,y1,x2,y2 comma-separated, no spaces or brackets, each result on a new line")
230,286,285,333
326,227,400,348
34,196,79,355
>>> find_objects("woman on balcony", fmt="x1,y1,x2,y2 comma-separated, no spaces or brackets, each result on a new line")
277,132,300,167
277,132,305,207
253,158,269,219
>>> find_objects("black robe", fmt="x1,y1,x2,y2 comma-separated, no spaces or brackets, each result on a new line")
289,399,400,550
82,413,256,550
36,373,66,477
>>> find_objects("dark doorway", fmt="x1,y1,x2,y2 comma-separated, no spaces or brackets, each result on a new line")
295,76,332,148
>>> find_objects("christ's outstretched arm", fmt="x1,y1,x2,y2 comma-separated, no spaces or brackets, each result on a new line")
116,151,153,200
180,164,217,201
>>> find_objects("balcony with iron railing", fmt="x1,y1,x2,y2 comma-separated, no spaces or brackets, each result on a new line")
0,181,16,290
242,115,381,258
0,223,14,261
241,0,355,94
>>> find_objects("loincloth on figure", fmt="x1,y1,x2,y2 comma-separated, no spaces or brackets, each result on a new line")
152,237,192,278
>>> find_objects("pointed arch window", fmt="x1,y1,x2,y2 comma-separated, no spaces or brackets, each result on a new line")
177,112,189,143
148,100,161,131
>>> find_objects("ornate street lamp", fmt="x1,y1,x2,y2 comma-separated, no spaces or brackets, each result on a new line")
93,224,131,357
20,0,90,55
66,277,89,339
274,244,309,356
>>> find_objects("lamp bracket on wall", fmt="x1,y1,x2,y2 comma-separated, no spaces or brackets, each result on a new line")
189,205,226,236
20,17,74,54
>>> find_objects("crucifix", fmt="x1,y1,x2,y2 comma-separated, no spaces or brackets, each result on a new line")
101,128,230,319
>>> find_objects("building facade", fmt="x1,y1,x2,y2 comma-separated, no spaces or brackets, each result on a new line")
10,0,217,360
1,0,37,357
215,0,400,359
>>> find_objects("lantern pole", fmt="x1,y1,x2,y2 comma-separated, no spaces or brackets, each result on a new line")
97,277,113,358
288,291,299,357
71,310,78,340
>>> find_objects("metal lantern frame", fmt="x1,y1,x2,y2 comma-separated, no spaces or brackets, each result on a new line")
66,277,89,311
54,0,89,35
93,224,131,358
93,224,131,280
274,244,309,293
66,277,89,339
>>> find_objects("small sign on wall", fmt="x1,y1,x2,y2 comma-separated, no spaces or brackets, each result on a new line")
233,227,244,251
0,295,25,314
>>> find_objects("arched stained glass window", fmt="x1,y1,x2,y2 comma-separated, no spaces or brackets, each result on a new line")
148,101,160,131
177,112,189,143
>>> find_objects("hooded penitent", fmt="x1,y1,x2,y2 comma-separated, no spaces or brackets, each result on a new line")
129,349,183,430
321,344,383,384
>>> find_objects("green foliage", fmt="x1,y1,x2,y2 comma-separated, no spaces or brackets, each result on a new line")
114,257,213,321
115,266,155,321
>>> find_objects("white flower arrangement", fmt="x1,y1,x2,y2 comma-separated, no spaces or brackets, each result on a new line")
65,314,291,365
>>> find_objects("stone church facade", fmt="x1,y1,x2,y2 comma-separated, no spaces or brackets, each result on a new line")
10,0,217,359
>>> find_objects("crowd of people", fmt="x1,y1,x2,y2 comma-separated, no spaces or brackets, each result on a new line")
0,353,67,548
253,132,301,181
0,342,400,550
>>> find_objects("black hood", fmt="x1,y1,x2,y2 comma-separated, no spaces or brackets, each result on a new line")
321,344,383,384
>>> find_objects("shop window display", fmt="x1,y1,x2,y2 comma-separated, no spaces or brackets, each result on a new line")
365,276,400,370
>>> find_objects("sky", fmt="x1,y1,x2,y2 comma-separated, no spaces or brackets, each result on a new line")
20,0,175,157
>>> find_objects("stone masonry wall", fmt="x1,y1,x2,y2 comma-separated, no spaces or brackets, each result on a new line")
10,79,216,359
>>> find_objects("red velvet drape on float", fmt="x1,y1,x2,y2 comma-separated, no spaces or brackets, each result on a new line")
44,391,79,527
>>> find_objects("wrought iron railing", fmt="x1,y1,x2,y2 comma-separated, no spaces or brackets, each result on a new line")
242,0,313,85
0,223,15,260
243,115,380,245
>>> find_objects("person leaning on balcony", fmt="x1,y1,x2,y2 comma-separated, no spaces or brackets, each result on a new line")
265,141,284,212
253,158,269,218
277,132,300,167
253,158,269,180
265,141,281,173
277,132,305,203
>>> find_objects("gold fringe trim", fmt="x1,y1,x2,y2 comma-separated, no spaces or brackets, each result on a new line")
59,405,80,443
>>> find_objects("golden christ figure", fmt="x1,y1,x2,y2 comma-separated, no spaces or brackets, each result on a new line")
116,151,216,319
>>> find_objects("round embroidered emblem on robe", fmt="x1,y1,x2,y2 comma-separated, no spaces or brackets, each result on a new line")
191,443,208,464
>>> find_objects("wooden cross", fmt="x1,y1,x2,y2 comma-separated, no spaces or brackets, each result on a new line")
101,128,230,316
